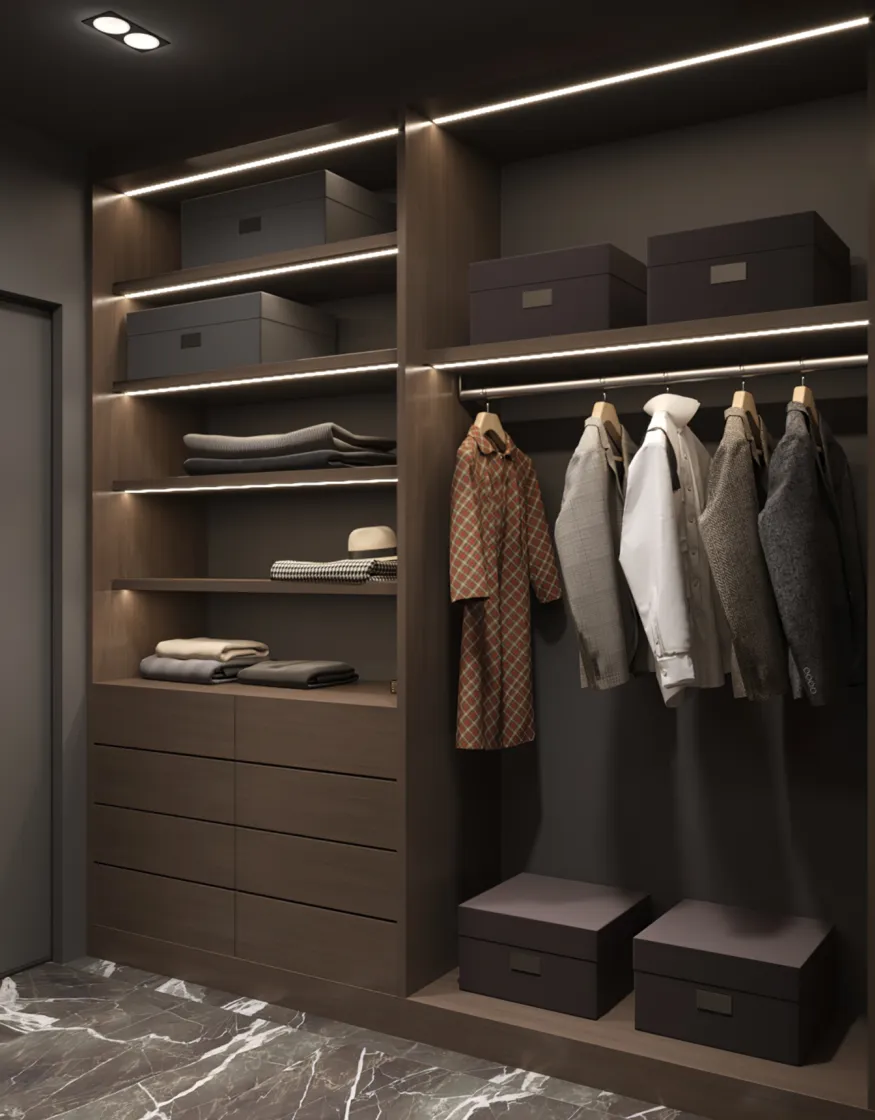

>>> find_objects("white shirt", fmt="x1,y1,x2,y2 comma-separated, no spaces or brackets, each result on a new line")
619,394,730,705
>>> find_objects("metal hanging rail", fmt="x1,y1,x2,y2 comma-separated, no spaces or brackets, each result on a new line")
458,353,869,402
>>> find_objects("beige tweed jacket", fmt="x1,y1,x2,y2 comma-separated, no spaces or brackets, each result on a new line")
699,407,789,701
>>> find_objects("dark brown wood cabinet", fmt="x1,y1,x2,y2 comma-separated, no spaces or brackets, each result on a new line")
92,681,234,758
90,744,235,822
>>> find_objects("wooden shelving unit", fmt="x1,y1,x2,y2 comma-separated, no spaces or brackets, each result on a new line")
112,577,397,595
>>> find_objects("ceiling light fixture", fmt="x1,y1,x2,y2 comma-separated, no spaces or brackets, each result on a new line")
122,361,398,396
84,12,168,51
432,319,869,370
118,246,399,300
433,16,870,126
122,478,399,494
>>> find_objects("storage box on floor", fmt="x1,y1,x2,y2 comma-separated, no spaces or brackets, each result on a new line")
458,873,651,1019
634,900,835,1065
468,243,646,344
648,211,850,323
181,169,396,268
126,292,335,380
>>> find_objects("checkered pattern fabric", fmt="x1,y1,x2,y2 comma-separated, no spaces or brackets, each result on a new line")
270,559,398,583
450,426,562,751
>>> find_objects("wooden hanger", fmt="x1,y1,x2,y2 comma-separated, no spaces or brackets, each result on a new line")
592,394,623,462
732,380,762,451
474,398,508,453
792,374,822,451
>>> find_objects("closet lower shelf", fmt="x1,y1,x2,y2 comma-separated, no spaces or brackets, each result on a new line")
113,466,399,493
100,677,398,708
111,578,397,596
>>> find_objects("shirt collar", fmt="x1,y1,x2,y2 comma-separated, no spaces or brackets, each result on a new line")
469,423,516,457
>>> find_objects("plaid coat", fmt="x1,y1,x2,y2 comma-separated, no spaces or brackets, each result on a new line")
450,426,562,750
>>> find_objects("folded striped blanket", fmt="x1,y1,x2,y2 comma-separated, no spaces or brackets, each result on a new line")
270,558,398,583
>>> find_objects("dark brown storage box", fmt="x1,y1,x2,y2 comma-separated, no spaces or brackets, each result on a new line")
459,873,651,1019
469,244,646,344
647,211,850,324
634,900,835,1065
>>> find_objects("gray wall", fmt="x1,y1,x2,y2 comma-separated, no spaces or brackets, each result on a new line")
0,120,89,962
497,94,868,1009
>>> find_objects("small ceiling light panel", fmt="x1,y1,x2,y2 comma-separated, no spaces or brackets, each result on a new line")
84,12,169,52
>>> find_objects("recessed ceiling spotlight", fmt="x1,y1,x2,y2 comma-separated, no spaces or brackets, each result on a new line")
84,12,169,52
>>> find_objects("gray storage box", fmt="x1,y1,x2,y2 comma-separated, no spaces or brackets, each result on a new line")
126,292,335,381
469,243,646,345
634,900,835,1065
647,211,850,324
181,170,395,268
459,873,651,1019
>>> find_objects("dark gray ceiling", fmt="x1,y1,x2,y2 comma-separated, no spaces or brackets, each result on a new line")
0,0,865,175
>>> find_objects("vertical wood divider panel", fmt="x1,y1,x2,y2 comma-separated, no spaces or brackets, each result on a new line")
396,111,503,995
867,23,875,1111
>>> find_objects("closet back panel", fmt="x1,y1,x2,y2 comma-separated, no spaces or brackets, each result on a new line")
497,93,868,1014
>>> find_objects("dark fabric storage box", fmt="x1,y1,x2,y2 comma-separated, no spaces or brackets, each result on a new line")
634,900,835,1065
181,170,395,268
468,244,646,344
459,873,651,1019
126,292,335,381
647,211,850,324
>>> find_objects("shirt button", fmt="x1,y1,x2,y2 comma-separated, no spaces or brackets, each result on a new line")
688,515,695,524
693,578,700,588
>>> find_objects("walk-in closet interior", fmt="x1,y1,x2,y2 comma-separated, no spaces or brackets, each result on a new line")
89,10,874,1120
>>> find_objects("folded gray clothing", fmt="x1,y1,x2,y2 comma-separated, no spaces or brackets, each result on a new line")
183,423,396,460
184,449,396,475
236,659,359,689
140,654,260,685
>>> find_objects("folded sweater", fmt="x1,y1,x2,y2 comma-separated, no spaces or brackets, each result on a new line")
270,558,398,583
183,422,396,460
155,638,269,663
140,655,256,685
237,660,359,689
184,449,396,475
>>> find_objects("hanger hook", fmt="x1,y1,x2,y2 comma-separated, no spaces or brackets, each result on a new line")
741,377,746,392
801,373,806,386
602,389,607,402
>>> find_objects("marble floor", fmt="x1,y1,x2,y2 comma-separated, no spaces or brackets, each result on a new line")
0,957,709,1119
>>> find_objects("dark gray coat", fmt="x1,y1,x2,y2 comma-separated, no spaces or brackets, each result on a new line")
758,402,865,705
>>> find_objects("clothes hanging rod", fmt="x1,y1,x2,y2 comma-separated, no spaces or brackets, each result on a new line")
458,353,868,402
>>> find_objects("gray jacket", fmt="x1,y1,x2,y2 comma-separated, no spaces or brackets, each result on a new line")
699,408,788,701
555,417,642,690
758,402,865,705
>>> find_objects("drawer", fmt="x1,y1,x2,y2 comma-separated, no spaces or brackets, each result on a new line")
236,892,398,993
236,694,400,779
91,865,234,954
236,763,400,849
90,745,234,822
236,828,400,919
92,682,234,758
92,805,234,888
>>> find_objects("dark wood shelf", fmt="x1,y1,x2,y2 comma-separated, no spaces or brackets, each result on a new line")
112,577,397,596
114,349,398,400
430,302,869,384
99,676,398,709
113,465,399,493
115,231,398,305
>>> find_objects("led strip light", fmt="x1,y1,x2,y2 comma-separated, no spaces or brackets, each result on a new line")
124,127,400,197
122,478,399,494
433,17,870,125
122,361,397,396
432,319,870,370
120,247,398,300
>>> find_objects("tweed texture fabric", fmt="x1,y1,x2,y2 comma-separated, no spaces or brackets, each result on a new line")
270,558,397,583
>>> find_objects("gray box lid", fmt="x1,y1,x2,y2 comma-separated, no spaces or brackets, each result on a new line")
469,244,646,294
634,900,833,1003
459,873,649,962
127,291,333,337
648,211,850,270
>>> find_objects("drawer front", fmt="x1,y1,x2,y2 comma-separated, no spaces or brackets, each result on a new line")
91,745,234,823
459,936,601,1020
92,683,234,758
91,865,234,955
236,828,400,919
236,764,400,849
92,805,234,888
236,892,398,993
235,695,400,779
635,971,805,1065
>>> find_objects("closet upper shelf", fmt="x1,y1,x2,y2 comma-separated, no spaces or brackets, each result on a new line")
430,302,869,384
112,578,397,596
114,232,398,305
114,349,398,400
113,466,399,493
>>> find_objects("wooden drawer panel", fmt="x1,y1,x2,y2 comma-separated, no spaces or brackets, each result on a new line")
236,892,398,993
92,805,234,888
236,694,400,779
236,828,400,919
236,763,400,849
91,865,234,954
90,745,234,822
92,682,234,758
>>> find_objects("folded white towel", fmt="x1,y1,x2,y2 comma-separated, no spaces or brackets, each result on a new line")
155,638,269,663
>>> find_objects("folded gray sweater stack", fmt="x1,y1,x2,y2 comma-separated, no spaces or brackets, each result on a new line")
140,638,269,685
183,422,397,475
